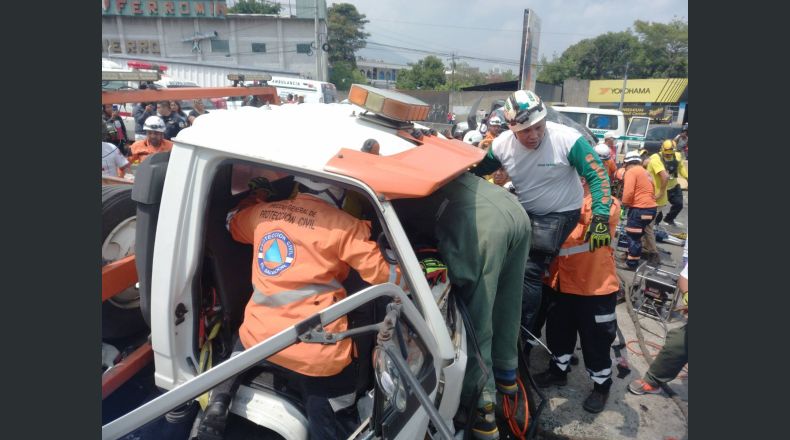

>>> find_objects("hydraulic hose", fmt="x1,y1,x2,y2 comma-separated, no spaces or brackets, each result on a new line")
622,275,689,423
454,295,490,440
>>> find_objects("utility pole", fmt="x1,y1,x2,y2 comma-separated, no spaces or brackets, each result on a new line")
450,53,456,91
618,61,630,111
314,0,320,80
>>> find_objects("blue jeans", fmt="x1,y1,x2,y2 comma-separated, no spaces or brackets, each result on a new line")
521,209,581,344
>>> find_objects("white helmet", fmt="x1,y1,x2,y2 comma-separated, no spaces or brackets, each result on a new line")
293,176,346,208
503,90,547,132
594,144,611,161
463,130,483,146
143,116,166,133
623,150,642,164
488,115,503,126
603,131,617,140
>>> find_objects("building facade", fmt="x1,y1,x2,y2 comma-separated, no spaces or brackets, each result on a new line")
101,0,329,86
356,56,405,90
562,78,688,124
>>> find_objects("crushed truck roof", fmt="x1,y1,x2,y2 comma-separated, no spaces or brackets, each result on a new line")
175,103,485,199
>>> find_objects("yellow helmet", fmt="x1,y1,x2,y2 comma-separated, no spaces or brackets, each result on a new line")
661,139,676,154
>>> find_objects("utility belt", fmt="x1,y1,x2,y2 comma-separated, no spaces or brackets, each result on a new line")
527,209,580,255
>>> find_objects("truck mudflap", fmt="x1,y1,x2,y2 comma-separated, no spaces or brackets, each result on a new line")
131,152,170,326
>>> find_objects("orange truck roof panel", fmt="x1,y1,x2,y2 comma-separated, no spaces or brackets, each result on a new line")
102,86,281,105
324,136,485,200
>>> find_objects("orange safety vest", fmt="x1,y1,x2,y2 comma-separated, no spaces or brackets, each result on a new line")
229,192,402,377
604,158,617,182
543,194,621,295
128,138,174,164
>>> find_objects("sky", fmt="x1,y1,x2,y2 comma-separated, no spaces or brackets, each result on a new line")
338,0,688,72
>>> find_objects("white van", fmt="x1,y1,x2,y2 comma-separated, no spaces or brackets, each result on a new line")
268,76,339,104
553,106,650,157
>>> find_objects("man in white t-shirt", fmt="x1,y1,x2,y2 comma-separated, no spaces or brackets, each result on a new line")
102,141,130,177
472,89,613,355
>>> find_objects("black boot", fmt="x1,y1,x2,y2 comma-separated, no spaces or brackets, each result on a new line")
582,382,611,413
197,393,232,440
533,364,568,388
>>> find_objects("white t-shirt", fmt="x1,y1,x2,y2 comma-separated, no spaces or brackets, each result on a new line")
102,142,129,177
491,121,584,215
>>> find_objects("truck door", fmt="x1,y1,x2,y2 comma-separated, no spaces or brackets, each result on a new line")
622,116,651,156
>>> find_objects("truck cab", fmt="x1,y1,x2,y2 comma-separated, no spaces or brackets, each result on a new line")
104,86,479,440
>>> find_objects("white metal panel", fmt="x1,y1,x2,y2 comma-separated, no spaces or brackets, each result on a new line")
175,103,422,172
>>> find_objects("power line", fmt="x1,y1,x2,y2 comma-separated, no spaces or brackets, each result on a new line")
366,17,597,37
366,41,522,66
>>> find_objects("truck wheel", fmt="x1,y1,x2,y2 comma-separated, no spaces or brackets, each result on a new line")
102,185,148,340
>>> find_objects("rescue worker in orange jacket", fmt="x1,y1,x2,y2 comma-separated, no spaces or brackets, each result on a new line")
198,175,404,440
619,150,658,270
533,177,621,413
594,143,617,182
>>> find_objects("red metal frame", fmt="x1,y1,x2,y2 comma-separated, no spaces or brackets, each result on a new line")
102,342,154,400
102,86,281,105
102,255,138,303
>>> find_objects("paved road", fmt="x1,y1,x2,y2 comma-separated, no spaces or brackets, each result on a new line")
524,191,689,440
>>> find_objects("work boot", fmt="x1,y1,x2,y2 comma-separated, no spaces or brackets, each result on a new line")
616,260,636,271
533,365,568,388
197,393,232,440
582,383,611,413
628,378,663,395
471,403,500,440
663,219,684,228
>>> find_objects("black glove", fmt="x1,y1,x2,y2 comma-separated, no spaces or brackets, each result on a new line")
584,214,611,251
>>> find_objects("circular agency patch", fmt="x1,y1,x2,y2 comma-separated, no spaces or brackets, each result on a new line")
257,231,295,276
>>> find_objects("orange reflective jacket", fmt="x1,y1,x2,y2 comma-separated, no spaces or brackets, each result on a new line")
543,195,621,295
229,192,402,377
604,159,617,182
128,139,173,164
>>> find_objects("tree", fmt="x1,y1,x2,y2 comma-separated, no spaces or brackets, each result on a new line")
633,19,688,77
536,18,688,84
537,31,641,84
327,3,370,67
329,60,368,91
228,0,281,15
487,69,518,83
438,61,488,91
395,56,447,90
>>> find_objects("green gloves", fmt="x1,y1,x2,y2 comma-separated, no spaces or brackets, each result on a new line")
419,257,448,287
584,214,611,251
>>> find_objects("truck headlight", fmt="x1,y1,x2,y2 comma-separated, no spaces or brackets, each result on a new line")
374,347,408,412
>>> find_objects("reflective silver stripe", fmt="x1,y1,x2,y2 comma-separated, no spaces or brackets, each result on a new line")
225,210,238,232
328,391,356,412
594,313,617,323
558,244,589,256
252,279,342,307
558,242,617,257
554,353,572,371
588,368,612,384
388,264,398,285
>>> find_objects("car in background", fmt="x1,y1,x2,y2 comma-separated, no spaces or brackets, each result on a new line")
642,124,684,155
